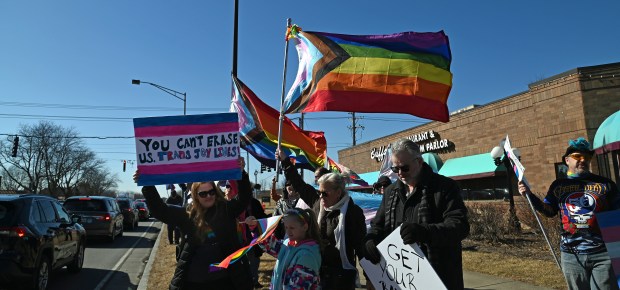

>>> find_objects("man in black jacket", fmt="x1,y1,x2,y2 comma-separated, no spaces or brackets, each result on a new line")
166,190,183,244
365,138,469,290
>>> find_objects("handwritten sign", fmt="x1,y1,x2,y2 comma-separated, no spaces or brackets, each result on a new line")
134,113,241,186
360,226,446,290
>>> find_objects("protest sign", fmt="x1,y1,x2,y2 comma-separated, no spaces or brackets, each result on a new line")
503,135,531,187
360,226,446,290
134,113,241,186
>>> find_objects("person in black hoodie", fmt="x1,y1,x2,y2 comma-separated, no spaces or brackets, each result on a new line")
276,150,366,290
135,159,253,290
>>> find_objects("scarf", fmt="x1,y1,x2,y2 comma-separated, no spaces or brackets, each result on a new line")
318,193,356,271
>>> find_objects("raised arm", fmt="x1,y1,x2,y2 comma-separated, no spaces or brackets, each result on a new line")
141,186,189,228
278,150,319,208
226,170,252,219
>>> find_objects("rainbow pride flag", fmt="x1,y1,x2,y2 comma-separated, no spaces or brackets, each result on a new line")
283,27,453,122
327,157,369,187
596,210,620,286
230,76,327,170
133,113,241,186
212,215,283,269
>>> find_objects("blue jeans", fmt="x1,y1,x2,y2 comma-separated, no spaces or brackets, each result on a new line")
561,251,619,290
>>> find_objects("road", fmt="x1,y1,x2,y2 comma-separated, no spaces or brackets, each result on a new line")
47,220,162,290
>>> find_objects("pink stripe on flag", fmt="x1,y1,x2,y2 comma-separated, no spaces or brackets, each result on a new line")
140,160,238,175
601,225,620,242
135,122,239,137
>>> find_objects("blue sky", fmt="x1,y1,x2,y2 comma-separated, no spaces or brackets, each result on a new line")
2,1,619,195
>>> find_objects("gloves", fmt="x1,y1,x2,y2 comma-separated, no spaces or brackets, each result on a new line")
400,222,429,245
364,240,382,264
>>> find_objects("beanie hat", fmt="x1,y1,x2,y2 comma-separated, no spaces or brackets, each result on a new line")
562,137,594,164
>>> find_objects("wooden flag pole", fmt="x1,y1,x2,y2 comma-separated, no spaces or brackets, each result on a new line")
275,18,292,182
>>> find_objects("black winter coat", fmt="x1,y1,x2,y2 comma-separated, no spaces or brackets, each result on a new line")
282,158,367,274
366,163,469,290
142,172,253,290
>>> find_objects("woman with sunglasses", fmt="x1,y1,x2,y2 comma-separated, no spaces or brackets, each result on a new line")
276,150,366,290
134,158,253,290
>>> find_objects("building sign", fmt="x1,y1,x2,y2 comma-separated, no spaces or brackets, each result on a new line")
370,130,451,162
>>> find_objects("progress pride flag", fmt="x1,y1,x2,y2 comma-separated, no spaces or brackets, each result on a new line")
134,113,241,186
596,209,620,286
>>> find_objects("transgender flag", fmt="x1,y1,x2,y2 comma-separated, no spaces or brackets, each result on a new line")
349,191,382,230
597,209,620,286
133,113,241,186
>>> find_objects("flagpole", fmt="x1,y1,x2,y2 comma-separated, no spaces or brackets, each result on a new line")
275,18,292,182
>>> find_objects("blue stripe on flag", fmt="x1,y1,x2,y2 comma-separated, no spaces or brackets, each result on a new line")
133,113,238,128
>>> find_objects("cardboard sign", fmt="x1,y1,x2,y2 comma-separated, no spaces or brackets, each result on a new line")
134,113,241,186
360,226,446,290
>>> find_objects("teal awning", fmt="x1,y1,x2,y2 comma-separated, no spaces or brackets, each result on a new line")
357,171,380,187
438,153,506,180
594,110,620,154
422,153,443,173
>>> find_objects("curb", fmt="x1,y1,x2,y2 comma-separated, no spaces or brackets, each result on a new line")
137,223,163,290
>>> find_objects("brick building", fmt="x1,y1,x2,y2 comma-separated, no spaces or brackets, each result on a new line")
338,62,620,198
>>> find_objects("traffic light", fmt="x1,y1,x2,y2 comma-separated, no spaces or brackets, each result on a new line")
11,136,19,157
123,160,126,172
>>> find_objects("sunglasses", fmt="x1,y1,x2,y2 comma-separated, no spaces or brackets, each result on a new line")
318,190,330,197
198,189,217,198
390,165,410,173
567,153,591,162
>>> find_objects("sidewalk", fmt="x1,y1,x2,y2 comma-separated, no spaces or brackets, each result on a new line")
356,264,555,290
464,271,555,290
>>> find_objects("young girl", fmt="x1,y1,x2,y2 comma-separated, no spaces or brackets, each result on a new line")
249,208,322,290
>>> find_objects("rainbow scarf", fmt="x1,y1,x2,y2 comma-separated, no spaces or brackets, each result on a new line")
230,76,327,170
211,215,283,269
283,27,453,122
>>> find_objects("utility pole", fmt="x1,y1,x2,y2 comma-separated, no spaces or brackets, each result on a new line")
348,112,364,146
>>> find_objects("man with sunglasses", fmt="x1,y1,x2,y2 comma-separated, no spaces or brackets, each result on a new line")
364,138,469,290
519,137,620,290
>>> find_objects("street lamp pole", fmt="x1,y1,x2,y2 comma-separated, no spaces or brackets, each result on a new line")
131,79,187,115
491,145,521,232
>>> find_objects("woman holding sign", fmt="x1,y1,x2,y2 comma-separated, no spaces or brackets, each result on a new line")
134,158,253,290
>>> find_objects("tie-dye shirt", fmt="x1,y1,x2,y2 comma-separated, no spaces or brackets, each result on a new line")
536,174,620,254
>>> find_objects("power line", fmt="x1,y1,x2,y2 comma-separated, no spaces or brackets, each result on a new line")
0,101,225,112
0,133,133,139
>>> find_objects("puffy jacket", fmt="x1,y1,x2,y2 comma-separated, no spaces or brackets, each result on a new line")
142,172,253,290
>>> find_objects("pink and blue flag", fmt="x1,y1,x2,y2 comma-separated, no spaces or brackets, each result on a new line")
596,209,620,286
349,191,382,229
133,113,241,186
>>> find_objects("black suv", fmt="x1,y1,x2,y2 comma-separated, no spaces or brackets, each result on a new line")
116,198,139,230
63,196,123,242
0,194,86,290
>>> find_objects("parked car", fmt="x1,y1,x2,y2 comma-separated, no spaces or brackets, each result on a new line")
63,196,123,242
116,198,139,230
0,194,86,290
134,202,150,221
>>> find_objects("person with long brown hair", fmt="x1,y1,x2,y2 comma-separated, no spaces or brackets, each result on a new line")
134,158,253,290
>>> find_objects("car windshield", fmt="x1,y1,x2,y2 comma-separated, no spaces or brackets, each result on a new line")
117,200,131,209
135,202,146,209
64,199,107,211
0,201,18,227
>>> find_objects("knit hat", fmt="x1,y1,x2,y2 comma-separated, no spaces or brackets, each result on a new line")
562,137,594,164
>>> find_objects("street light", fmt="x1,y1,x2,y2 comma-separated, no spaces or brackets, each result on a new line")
253,169,259,198
132,79,187,115
490,144,521,232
